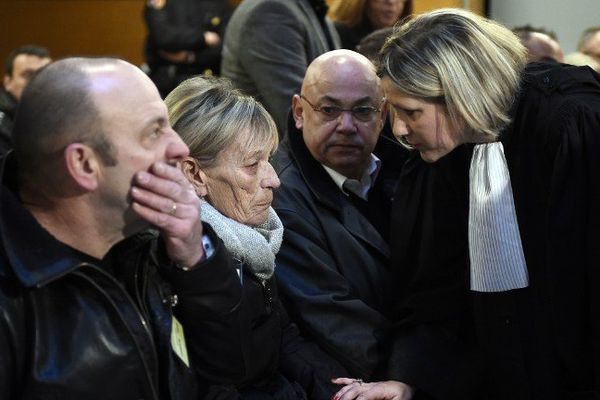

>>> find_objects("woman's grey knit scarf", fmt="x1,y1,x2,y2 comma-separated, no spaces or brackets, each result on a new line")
200,200,283,280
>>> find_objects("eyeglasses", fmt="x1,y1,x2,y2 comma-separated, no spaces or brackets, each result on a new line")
298,94,384,122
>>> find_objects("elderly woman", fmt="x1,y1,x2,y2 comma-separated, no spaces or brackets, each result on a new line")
333,8,600,400
165,76,345,399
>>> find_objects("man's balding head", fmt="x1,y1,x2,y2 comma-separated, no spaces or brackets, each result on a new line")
513,26,563,63
292,50,385,179
301,49,381,97
13,58,153,183
11,56,190,257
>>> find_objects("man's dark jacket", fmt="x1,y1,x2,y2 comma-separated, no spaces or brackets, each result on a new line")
271,115,407,379
221,0,340,137
0,153,243,399
0,88,16,155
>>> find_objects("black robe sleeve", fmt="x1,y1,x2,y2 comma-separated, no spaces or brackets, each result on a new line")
386,145,481,400
504,64,600,396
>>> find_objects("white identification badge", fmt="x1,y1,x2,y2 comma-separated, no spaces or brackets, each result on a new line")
171,316,190,367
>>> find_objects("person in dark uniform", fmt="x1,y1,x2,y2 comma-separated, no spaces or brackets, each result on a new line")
144,0,233,97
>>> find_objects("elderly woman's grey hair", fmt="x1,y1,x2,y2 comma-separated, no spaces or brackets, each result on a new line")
380,8,527,140
165,76,279,167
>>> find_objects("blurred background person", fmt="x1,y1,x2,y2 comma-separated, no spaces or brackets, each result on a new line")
565,51,600,73
0,45,51,155
143,0,234,97
577,26,600,64
328,0,412,50
513,24,563,63
166,75,347,399
355,27,393,65
221,0,340,138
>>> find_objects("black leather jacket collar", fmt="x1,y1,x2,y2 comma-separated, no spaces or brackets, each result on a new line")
0,152,87,287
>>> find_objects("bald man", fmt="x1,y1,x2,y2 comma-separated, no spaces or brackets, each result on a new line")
272,50,408,380
0,57,242,399
513,25,564,63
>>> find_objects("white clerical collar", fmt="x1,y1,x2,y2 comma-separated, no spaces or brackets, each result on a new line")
469,142,529,292
322,154,381,200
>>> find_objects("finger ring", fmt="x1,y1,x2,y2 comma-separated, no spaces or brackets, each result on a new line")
169,202,177,216
353,379,363,385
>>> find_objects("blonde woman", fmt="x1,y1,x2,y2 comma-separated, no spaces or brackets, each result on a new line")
334,8,600,400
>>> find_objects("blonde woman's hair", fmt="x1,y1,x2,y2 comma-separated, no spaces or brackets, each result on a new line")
380,8,527,140
165,76,278,167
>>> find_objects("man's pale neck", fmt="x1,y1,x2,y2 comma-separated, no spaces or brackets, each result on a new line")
20,190,121,260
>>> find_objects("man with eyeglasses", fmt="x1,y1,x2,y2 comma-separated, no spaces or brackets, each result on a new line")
272,49,408,381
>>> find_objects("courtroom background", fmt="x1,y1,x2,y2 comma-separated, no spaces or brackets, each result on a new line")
0,0,484,67
0,0,594,68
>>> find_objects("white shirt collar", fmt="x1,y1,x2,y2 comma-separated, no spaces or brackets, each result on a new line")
322,154,381,200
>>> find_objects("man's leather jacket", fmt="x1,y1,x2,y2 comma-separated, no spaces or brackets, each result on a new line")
0,153,243,399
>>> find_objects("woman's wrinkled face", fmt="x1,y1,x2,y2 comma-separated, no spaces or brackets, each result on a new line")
202,136,280,226
366,0,407,30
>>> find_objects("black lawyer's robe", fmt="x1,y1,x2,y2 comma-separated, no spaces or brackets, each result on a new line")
387,63,600,400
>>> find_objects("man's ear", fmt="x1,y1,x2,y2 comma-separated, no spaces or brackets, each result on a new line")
181,157,208,197
64,143,100,191
291,94,304,131
3,74,11,92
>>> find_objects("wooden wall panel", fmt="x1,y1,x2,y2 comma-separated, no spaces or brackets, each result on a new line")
0,0,485,75
414,0,486,15
324,0,486,16
0,0,146,70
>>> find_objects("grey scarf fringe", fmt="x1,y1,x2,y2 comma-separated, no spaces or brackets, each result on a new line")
200,200,283,280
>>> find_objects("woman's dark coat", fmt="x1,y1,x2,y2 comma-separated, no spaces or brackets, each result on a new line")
201,260,346,400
